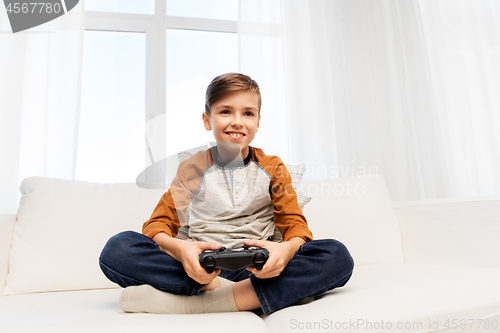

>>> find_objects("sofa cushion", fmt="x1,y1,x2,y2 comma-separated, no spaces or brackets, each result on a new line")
4,177,166,295
394,197,500,268
285,164,311,209
300,177,404,265
0,215,16,296
0,289,272,333
263,263,500,332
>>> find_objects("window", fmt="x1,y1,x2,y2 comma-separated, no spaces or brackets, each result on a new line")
77,31,146,183
78,0,238,183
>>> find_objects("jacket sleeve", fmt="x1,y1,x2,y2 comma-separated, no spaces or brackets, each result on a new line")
270,161,314,242
141,178,191,239
142,153,207,239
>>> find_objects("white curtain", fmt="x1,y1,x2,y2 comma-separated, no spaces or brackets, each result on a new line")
0,3,85,214
239,0,500,201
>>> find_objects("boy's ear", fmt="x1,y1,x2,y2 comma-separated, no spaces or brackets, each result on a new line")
202,112,211,130
256,115,261,132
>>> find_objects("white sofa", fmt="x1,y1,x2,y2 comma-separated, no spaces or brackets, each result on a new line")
1,176,499,333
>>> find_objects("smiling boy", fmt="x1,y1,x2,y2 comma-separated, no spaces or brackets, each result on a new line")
203,88,259,161
99,73,354,315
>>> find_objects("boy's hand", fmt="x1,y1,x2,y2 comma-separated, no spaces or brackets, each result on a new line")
243,237,305,279
178,241,222,285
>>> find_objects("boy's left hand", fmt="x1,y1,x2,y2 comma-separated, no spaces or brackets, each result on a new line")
243,237,304,279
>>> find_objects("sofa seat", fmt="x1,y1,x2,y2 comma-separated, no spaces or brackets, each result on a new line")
2,177,500,332
0,288,272,333
263,263,500,333
1,263,499,333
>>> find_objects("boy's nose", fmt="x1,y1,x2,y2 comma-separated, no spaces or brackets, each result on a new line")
230,115,243,127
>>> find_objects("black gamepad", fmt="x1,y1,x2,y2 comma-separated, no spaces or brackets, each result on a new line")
199,245,269,273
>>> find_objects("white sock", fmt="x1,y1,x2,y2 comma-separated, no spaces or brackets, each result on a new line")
118,277,238,314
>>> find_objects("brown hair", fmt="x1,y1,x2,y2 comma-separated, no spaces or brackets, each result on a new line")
205,73,261,116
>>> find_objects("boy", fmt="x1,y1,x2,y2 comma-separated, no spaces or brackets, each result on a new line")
99,73,354,315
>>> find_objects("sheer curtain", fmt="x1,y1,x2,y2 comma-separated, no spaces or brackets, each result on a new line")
0,3,85,214
239,0,500,201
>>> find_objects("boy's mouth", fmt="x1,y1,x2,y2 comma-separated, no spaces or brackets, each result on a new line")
225,132,246,139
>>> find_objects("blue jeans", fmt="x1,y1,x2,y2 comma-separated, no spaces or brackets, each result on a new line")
99,231,354,315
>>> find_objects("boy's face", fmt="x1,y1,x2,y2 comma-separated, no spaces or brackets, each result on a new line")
203,90,260,159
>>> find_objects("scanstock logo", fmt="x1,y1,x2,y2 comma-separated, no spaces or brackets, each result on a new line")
3,0,79,33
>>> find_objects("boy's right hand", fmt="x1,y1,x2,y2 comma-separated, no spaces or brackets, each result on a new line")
178,241,222,285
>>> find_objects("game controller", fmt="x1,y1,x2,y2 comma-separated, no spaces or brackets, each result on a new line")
199,245,269,273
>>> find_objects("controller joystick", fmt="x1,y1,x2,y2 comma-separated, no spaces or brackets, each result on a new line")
253,252,266,270
203,255,215,274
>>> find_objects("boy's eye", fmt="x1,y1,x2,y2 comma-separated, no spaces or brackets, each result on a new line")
219,110,255,116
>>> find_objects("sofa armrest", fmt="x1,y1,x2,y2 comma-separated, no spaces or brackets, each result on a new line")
0,215,16,296
394,197,500,268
